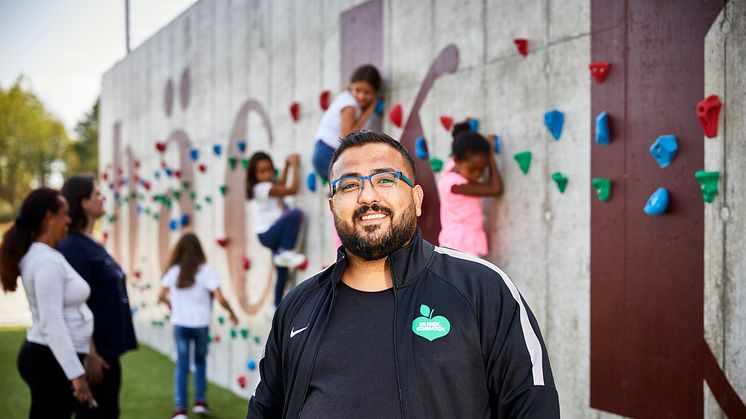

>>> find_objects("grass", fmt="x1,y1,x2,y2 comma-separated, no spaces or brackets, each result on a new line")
0,328,248,419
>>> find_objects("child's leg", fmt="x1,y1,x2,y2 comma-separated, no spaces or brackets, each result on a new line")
193,327,209,404
258,209,304,253
173,326,190,409
312,140,335,183
274,267,289,307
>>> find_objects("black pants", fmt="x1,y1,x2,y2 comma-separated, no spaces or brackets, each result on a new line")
17,340,85,419
75,355,121,419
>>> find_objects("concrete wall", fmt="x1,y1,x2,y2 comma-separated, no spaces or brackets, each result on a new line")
98,0,743,417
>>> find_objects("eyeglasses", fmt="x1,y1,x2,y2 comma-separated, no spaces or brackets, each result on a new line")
331,171,414,197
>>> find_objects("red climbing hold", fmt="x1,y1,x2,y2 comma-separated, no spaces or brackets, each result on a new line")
514,39,528,56
237,375,247,389
589,62,610,83
198,163,207,173
213,334,221,343
289,102,300,122
155,142,166,153
697,95,722,138
134,160,141,169
133,270,141,279
102,172,109,181
160,161,167,169
297,259,309,271
217,238,230,248
319,90,330,111
174,170,182,179
103,232,109,241
390,103,403,128
440,116,453,131
142,181,151,191
117,167,123,176
133,174,140,183
242,256,251,271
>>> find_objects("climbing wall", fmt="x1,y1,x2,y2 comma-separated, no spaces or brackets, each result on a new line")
99,0,745,416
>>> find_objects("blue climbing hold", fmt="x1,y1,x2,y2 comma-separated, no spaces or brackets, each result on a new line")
189,148,199,161
544,109,564,140
374,100,385,117
595,112,610,145
415,136,429,160
237,140,246,153
492,135,501,154
168,219,178,231
180,214,190,227
247,360,257,370
213,144,222,156
136,205,143,215
165,168,173,177
307,172,317,192
468,118,479,133
649,135,677,169
644,187,669,215
154,171,161,179
130,307,138,316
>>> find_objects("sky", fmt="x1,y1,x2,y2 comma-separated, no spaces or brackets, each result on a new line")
0,0,197,135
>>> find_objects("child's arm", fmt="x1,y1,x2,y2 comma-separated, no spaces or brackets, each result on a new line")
269,154,300,197
340,105,376,137
214,287,239,326
452,136,503,197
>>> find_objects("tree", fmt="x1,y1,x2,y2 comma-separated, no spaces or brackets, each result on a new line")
66,98,99,176
0,77,70,221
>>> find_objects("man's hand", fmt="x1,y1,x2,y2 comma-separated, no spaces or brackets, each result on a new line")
72,376,95,408
84,353,111,385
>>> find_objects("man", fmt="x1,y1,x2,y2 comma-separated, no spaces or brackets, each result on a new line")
247,130,559,418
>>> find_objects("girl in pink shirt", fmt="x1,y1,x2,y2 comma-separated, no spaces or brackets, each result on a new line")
438,130,503,256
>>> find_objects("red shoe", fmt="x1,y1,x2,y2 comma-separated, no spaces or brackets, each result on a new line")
171,408,188,419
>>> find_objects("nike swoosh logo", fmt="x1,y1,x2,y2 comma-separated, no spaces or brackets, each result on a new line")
290,326,308,338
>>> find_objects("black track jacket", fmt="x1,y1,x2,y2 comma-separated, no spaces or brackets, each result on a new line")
247,229,560,418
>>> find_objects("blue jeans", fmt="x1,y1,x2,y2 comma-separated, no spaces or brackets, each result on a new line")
312,140,335,182
173,326,208,409
258,208,304,306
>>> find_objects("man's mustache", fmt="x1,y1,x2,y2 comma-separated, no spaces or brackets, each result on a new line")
353,203,393,220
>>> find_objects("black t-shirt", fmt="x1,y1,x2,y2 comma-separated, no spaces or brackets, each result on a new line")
300,282,401,419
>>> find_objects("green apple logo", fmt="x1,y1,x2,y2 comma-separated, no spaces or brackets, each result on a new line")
412,304,451,341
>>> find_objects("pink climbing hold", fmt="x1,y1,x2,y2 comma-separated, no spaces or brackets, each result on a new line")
440,116,453,131
697,95,722,138
514,39,528,56
390,103,403,128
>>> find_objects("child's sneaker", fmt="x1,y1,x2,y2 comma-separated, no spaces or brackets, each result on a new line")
170,408,188,419
273,250,306,269
192,401,213,416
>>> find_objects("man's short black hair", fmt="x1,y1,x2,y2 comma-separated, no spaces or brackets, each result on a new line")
328,130,416,182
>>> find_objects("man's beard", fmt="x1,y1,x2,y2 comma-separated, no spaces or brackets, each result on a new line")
334,202,417,261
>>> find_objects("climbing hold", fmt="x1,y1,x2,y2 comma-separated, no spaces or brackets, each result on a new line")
490,134,500,154
161,161,168,169
551,172,569,193
213,144,222,156
697,95,722,138
242,256,251,271
694,170,720,203
390,103,403,128
429,157,443,173
544,109,564,140
189,148,199,161
102,172,109,181
155,142,166,153
595,112,610,145
514,151,532,174
218,316,225,325
274,168,279,178
589,61,611,84
253,335,262,345
130,307,138,316
319,90,330,111
198,163,207,173
307,172,317,192
228,157,238,170
240,328,249,339
374,100,385,117
180,214,190,227
237,375,247,389
247,360,257,370
440,116,453,131
236,140,246,153
182,180,190,190
213,334,221,343
415,136,429,159
289,102,300,122
591,178,611,202
189,191,196,201
134,160,141,169
172,191,181,200
174,170,182,179
217,238,230,247
241,158,249,170
649,135,678,169
644,187,669,215
168,219,178,231
468,118,479,133
514,38,528,56
164,168,173,177
205,195,213,204
219,185,227,195
142,181,152,191
230,328,237,339
207,335,212,343
195,204,201,211
133,270,141,279
297,259,309,271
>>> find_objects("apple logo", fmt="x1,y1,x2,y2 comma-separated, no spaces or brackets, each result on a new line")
412,304,451,341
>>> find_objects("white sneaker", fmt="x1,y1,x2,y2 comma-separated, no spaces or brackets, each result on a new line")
192,401,213,416
273,250,306,269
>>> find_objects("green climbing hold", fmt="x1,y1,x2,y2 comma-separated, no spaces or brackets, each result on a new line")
230,328,237,339
551,172,568,193
242,158,249,170
207,334,212,343
514,151,532,174
694,170,720,203
591,178,611,202
253,336,262,345
274,168,279,178
205,195,213,204
218,316,225,325
153,213,160,221
165,198,172,208
240,328,249,339
228,156,238,170
189,191,196,201
172,191,181,200
429,157,444,173
195,204,202,211
182,180,190,190
138,193,145,200
219,185,227,196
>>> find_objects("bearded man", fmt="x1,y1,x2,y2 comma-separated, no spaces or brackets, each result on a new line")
247,130,559,418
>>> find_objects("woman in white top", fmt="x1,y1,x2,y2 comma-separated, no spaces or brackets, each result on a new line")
0,187,94,419
157,232,237,419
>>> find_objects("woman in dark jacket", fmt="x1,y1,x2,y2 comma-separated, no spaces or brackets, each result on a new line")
59,175,137,419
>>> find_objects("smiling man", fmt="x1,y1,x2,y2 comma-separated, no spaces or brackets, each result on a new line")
247,130,559,418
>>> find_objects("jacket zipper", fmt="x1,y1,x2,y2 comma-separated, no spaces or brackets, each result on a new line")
392,271,406,418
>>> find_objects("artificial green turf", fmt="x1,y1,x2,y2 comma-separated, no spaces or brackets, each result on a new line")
0,328,248,419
